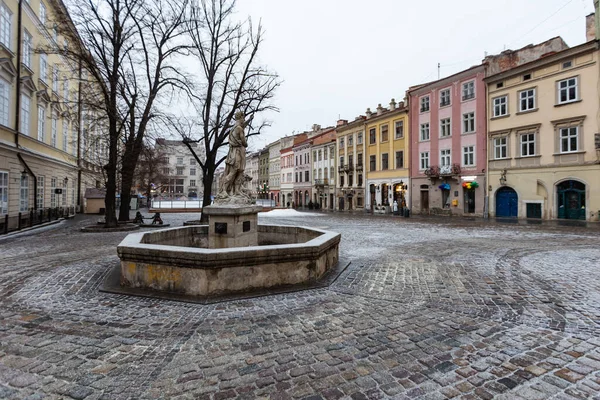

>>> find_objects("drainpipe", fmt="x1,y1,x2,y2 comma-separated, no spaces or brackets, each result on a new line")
14,0,22,145
77,60,82,209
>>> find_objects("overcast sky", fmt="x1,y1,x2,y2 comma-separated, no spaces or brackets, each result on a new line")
232,0,595,150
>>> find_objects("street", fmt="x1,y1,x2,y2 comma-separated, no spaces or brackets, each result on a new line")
0,211,599,399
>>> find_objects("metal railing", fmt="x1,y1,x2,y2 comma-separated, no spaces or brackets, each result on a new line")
1,206,75,235
151,199,203,209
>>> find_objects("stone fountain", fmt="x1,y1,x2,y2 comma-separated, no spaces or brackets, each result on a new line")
111,112,341,300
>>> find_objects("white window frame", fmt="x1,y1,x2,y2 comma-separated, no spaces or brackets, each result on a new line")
339,137,344,148
462,112,475,133
394,120,404,139
420,123,430,141
493,137,507,159
557,77,578,104
440,89,451,107
420,96,430,112
52,66,59,92
0,171,8,215
520,132,536,157
419,151,429,170
0,77,10,126
0,3,12,50
440,118,451,137
62,120,68,152
357,132,363,144
50,177,56,208
462,81,475,101
559,126,578,153
493,95,508,117
190,168,196,176
36,176,44,209
20,175,28,212
462,146,475,167
63,79,69,100
37,105,45,141
20,95,30,135
39,53,48,83
22,30,32,68
39,1,46,24
71,125,77,155
440,149,451,167
51,112,57,147
519,88,536,112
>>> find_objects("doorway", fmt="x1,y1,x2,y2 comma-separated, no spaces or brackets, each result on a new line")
463,189,475,213
420,190,429,212
557,180,585,220
496,187,518,217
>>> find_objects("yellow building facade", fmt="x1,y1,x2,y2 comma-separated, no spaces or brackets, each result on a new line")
0,0,103,232
485,40,600,221
364,100,409,211
335,117,365,211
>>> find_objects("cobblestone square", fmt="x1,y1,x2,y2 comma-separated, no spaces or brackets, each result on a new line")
1,212,599,399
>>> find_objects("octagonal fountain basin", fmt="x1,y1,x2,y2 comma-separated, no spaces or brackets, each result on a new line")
116,224,341,297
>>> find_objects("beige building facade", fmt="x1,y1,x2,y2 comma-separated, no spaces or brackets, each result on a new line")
485,39,600,221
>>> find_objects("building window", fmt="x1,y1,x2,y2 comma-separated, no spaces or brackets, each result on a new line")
20,175,28,212
358,174,363,187
0,3,12,50
52,66,59,92
357,132,363,144
420,123,430,141
339,156,344,167
380,124,389,142
190,159,196,166
39,1,46,24
190,168,196,176
50,177,56,208
63,80,69,100
189,180,196,187
22,30,32,68
330,147,334,159
20,95,30,135
177,157,183,165
381,153,388,170
348,174,353,187
0,171,7,214
318,150,322,161
369,128,376,144
0,78,9,126
395,151,404,169
419,152,429,170
493,96,508,117
176,167,184,175
51,112,57,147
39,53,48,83
369,155,376,171
339,137,344,148
330,168,334,179
557,77,578,104
304,170,309,181
440,118,451,137
420,96,430,112
440,149,451,167
37,106,45,141
394,120,404,139
463,146,475,167
493,136,508,160
71,125,77,155
348,135,353,146
71,179,75,205
462,81,475,100
340,175,344,187
462,112,475,133
62,121,68,152
440,88,451,106
519,88,536,112
560,126,578,153
520,132,536,157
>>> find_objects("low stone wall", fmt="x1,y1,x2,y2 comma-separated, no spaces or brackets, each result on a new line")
117,225,340,297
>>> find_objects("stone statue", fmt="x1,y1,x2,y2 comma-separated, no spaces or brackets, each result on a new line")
215,111,252,204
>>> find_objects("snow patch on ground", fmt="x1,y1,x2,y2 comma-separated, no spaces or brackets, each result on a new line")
259,209,321,217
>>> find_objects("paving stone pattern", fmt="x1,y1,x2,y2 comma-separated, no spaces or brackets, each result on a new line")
1,213,600,399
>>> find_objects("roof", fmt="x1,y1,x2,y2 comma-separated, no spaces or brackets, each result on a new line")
292,133,308,146
312,128,336,146
84,187,106,199
408,64,485,96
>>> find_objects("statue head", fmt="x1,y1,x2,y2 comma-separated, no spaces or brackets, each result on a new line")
234,111,245,122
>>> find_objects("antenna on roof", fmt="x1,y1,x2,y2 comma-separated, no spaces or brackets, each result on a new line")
437,63,440,79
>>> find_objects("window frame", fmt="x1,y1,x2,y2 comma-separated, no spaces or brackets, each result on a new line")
440,88,451,107
0,77,10,126
37,105,45,142
380,124,389,143
368,128,376,144
493,136,508,160
559,126,578,153
381,153,389,170
440,118,451,138
462,112,475,134
462,145,475,167
520,132,536,157
395,150,404,169
557,76,578,105
462,80,475,101
492,95,508,118
419,151,430,170
0,3,12,50
0,170,8,215
440,149,451,167
420,95,430,113
420,122,430,141
20,175,29,212
518,88,536,112
394,120,404,139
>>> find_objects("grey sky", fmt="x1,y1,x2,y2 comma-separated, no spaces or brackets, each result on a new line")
233,0,594,150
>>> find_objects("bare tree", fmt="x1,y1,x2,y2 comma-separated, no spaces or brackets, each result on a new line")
181,0,280,222
133,144,168,207
55,0,192,226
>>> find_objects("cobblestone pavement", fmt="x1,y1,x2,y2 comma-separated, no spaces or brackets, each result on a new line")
1,212,600,399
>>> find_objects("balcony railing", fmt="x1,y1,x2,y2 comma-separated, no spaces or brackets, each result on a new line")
314,179,329,187
462,93,475,101
355,163,363,171
440,100,451,107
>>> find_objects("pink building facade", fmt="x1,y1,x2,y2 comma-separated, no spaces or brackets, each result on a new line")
408,65,487,216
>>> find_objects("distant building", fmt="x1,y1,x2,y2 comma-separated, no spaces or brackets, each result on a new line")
245,151,260,196
311,127,336,209
279,136,295,207
268,139,281,205
155,139,205,198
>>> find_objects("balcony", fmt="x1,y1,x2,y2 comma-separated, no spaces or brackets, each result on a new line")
314,179,329,187
355,163,363,172
440,163,461,176
424,166,440,178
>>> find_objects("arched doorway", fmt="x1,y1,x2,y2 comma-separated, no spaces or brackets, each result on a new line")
304,191,309,207
557,180,586,220
496,187,518,217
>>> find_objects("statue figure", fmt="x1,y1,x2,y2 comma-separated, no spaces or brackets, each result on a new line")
216,111,252,204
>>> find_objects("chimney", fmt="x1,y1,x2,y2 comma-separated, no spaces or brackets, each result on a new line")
336,119,348,127
586,13,595,41
389,98,397,110
376,104,384,115
312,124,321,132
365,108,372,118
398,101,405,109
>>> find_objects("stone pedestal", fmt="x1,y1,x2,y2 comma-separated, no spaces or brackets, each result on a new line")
202,205,262,249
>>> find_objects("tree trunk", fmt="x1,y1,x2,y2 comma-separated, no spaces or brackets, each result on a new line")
104,121,119,228
119,161,135,221
200,169,214,223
